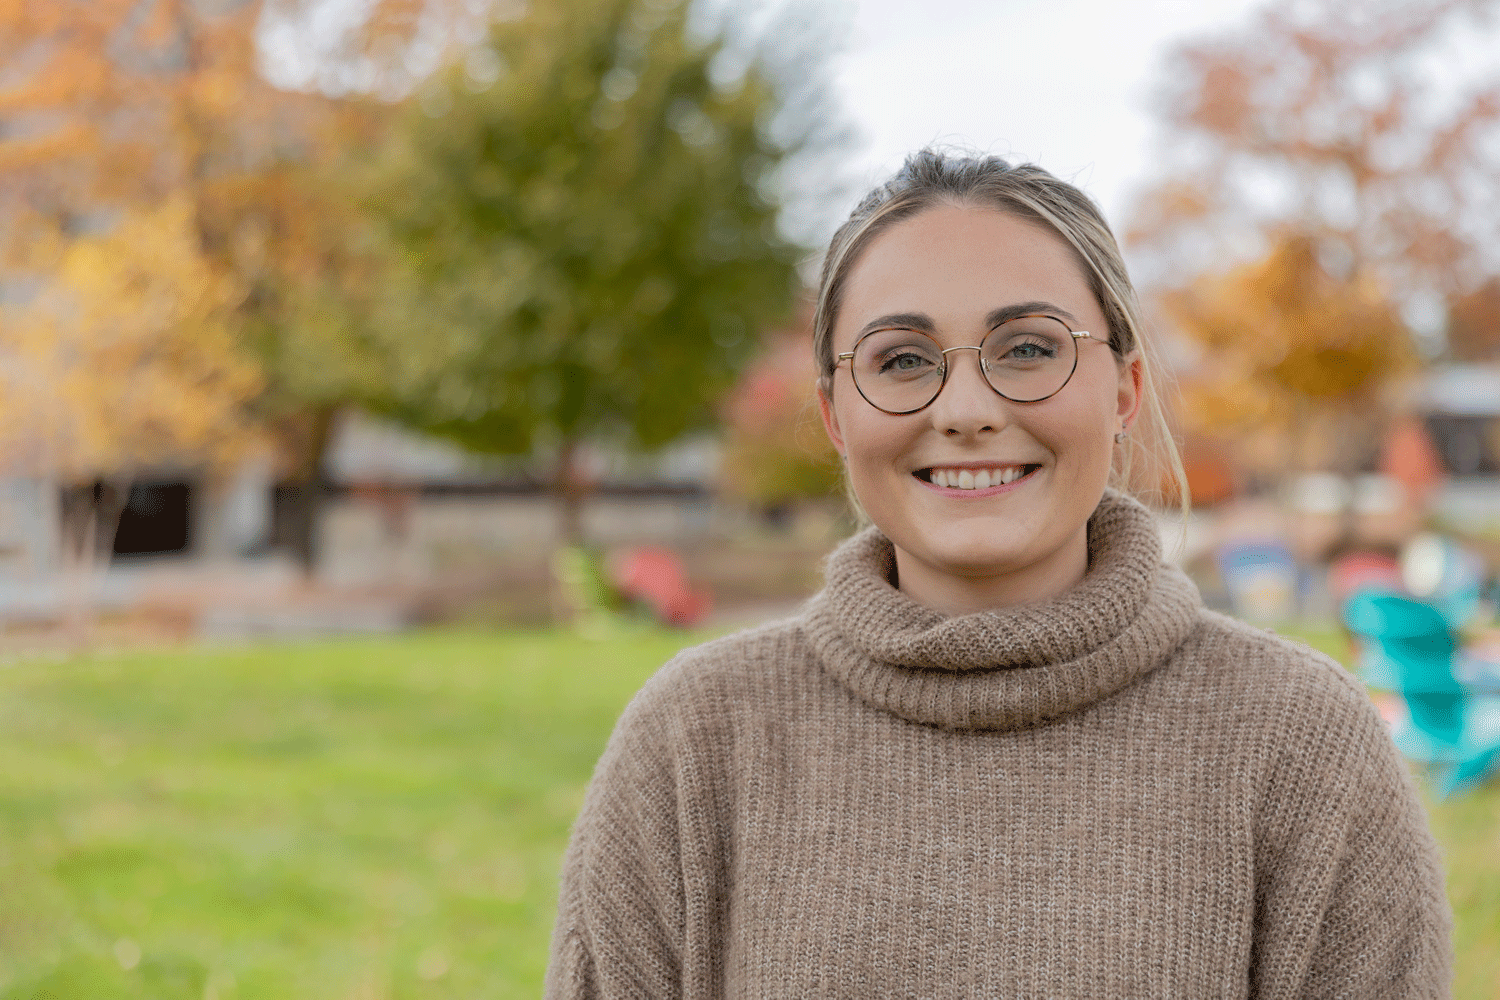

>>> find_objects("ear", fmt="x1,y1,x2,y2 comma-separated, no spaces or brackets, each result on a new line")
816,378,846,456
1116,350,1144,431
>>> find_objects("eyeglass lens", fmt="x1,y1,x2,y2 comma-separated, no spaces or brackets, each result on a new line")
850,315,1080,413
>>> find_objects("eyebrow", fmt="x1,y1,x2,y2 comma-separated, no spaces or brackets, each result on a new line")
856,301,1081,339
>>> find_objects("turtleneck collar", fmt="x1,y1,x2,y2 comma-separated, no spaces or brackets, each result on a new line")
801,490,1202,731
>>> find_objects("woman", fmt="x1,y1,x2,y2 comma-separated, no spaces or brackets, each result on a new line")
545,150,1451,998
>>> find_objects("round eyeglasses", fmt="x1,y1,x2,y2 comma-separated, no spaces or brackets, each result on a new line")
835,314,1105,415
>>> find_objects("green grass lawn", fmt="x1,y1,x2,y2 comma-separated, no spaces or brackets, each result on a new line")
0,626,1495,998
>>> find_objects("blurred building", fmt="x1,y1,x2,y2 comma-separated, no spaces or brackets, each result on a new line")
0,410,728,630
312,411,721,587
1410,364,1500,537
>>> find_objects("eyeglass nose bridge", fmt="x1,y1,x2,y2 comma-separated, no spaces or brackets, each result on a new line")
938,330,1096,381
937,343,991,376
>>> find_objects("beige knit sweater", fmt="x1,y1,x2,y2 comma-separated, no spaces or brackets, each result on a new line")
545,491,1451,998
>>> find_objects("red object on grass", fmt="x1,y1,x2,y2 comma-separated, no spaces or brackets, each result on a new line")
1328,551,1403,607
608,546,712,627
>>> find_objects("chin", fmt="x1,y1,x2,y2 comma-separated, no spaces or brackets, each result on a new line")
910,531,1046,579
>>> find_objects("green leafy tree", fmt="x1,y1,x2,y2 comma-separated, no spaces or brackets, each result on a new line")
363,0,820,541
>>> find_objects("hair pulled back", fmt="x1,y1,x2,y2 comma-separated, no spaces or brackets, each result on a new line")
813,147,1188,513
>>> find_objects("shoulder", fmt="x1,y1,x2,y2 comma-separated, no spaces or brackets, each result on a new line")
1176,608,1373,718
1174,609,1412,809
606,614,820,754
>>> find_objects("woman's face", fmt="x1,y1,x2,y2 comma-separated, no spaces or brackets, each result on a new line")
818,203,1141,614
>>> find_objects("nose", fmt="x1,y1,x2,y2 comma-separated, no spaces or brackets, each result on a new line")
929,348,1008,438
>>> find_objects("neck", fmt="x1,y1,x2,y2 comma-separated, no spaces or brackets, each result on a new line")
891,524,1090,617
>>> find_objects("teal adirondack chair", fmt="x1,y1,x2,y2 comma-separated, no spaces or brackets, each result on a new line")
1343,591,1500,798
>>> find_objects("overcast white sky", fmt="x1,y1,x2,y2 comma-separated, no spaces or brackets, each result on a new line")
274,0,1271,229
823,0,1269,226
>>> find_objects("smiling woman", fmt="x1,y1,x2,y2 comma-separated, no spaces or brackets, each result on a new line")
817,204,1140,613
544,150,1451,999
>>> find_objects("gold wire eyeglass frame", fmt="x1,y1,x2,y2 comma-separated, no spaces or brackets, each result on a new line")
834,313,1105,414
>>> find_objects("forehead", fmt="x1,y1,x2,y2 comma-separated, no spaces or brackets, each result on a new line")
836,204,1098,344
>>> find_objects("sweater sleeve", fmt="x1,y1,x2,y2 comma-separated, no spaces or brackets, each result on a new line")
544,676,687,1000
1248,662,1452,999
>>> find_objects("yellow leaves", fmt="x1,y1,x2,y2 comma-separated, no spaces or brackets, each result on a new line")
1168,233,1413,442
188,66,251,120
0,197,263,481
0,119,92,172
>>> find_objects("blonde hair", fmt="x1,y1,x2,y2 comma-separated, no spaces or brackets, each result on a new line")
814,148,1189,517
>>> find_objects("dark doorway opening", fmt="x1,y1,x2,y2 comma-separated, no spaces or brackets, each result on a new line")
1425,416,1499,475
113,481,192,556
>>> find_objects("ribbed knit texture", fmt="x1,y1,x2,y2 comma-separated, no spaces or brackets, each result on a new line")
546,491,1452,999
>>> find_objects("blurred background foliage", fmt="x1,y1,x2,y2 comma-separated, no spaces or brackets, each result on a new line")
718,307,841,511
2,196,261,487
356,0,813,541
1128,0,1500,489
1164,232,1415,479
0,0,842,558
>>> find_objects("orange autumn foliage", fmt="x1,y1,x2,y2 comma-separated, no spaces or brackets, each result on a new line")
1165,234,1414,474
1129,0,1500,378
0,1,423,487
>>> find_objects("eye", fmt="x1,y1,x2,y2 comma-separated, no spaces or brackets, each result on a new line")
1004,338,1060,362
878,350,937,374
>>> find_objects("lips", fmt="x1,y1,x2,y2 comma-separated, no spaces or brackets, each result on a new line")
915,464,1039,490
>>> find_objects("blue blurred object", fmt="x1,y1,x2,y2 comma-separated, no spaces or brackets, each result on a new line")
1218,540,1299,621
1344,591,1500,798
1456,645,1500,691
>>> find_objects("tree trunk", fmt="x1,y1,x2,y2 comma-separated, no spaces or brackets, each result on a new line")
58,478,129,649
553,438,589,547
275,406,338,578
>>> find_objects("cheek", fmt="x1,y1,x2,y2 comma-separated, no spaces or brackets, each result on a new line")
836,397,896,460
1040,399,1115,477
835,402,915,504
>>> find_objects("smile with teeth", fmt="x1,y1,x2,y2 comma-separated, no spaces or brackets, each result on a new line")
920,465,1035,490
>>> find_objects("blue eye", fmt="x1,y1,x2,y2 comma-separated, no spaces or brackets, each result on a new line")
880,351,935,374
1005,339,1059,362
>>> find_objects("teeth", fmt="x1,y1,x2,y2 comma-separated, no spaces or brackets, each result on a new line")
929,466,1027,489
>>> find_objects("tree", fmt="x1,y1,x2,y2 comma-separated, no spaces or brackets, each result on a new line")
361,0,820,541
0,0,480,238
1127,0,1500,337
0,0,442,570
0,198,262,634
1164,233,1414,480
